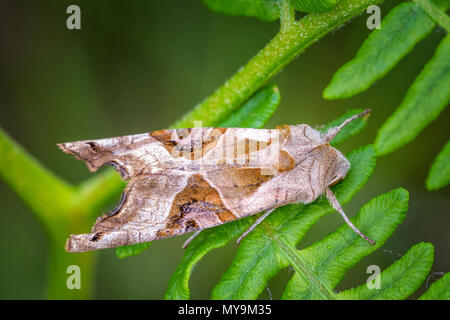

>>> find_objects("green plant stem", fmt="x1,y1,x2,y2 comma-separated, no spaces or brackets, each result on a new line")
279,0,296,31
173,0,384,129
415,0,450,32
0,127,74,225
274,235,337,300
0,127,98,299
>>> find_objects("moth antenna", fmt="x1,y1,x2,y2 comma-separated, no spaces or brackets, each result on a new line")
325,187,375,245
323,109,371,143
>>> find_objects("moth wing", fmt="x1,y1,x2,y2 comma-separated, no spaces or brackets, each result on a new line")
65,173,186,252
62,127,293,252
58,127,237,179
58,132,175,179
65,171,250,252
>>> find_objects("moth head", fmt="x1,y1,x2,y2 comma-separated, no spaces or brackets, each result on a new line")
327,153,350,187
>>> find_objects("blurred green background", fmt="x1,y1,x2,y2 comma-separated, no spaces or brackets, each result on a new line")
0,0,448,299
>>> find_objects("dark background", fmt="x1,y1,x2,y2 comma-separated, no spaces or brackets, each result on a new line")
0,0,448,299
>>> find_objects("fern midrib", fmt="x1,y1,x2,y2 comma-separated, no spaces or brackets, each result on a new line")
274,235,338,300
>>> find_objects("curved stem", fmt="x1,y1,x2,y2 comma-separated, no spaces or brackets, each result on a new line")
279,0,296,31
0,127,75,225
173,0,384,129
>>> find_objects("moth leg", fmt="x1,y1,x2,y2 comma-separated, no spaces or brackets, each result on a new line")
237,208,275,245
325,187,375,245
182,230,202,249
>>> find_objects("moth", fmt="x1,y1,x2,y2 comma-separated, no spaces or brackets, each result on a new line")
59,109,374,253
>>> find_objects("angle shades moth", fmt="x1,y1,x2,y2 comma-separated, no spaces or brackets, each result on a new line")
59,109,374,252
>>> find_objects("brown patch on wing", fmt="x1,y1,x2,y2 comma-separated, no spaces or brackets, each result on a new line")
276,124,291,141
150,129,181,157
150,128,228,160
157,174,236,237
278,150,296,172
206,167,273,210
243,138,273,163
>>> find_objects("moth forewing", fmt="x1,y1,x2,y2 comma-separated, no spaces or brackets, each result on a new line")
60,109,374,253
261,129,281,176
